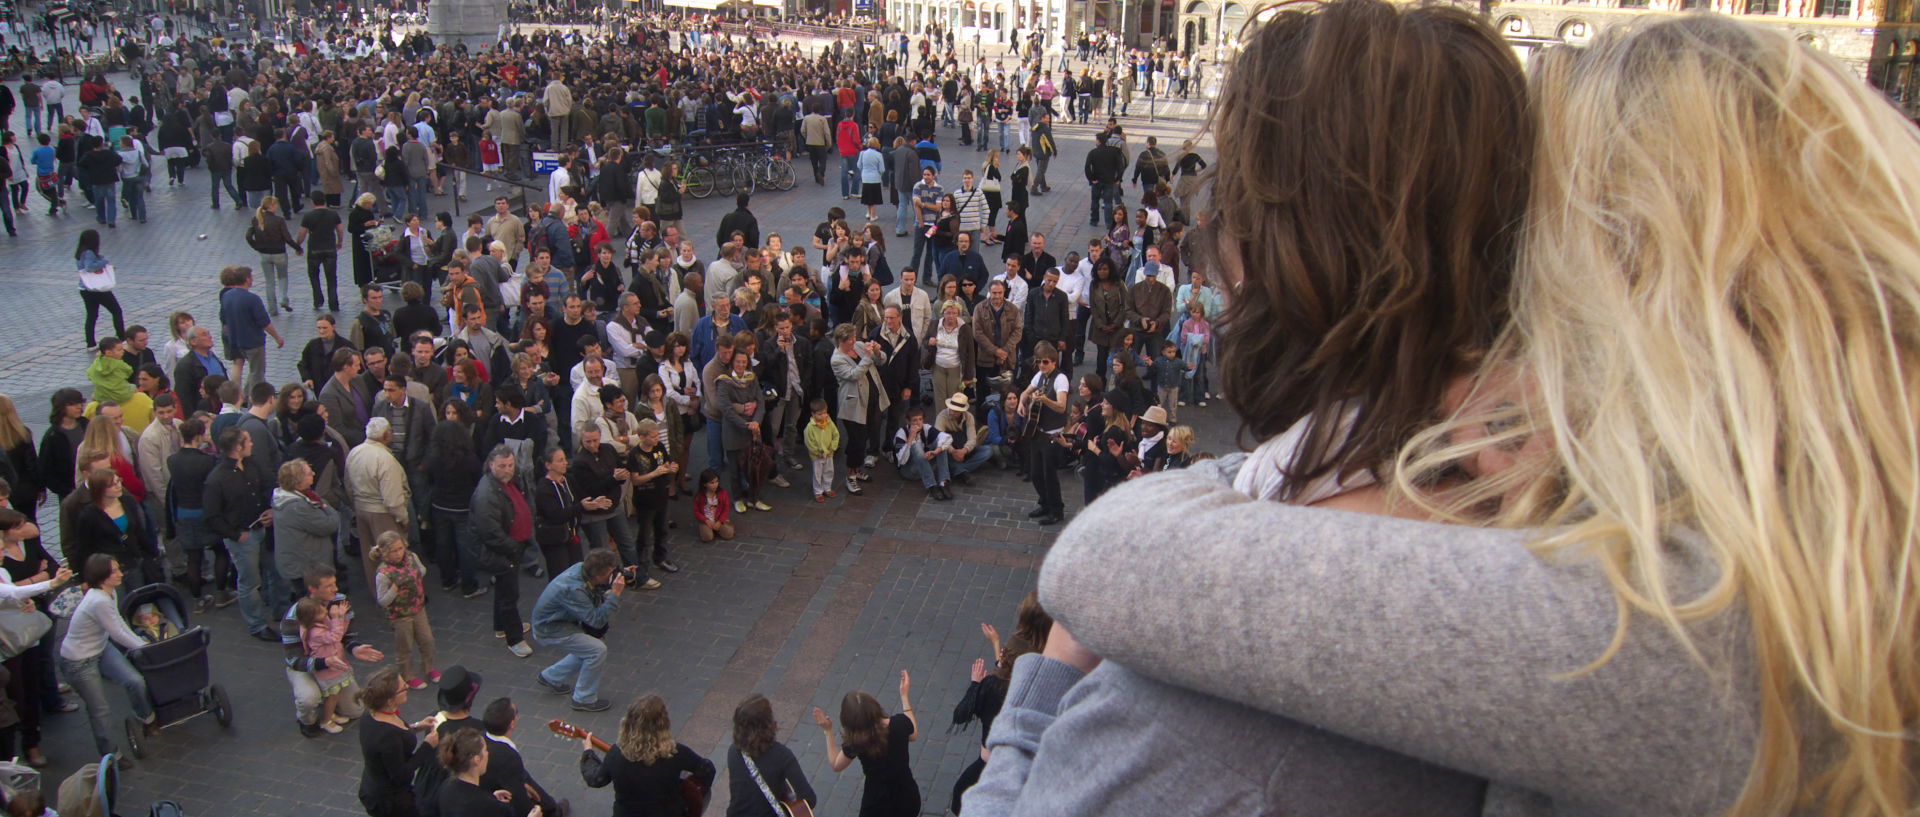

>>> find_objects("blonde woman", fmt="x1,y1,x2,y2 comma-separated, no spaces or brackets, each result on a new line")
1018,12,1914,817
251,195,301,314
577,694,716,812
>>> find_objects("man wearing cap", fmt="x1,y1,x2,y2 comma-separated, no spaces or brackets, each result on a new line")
934,393,995,486
282,566,383,738
531,548,624,712
1127,251,1174,338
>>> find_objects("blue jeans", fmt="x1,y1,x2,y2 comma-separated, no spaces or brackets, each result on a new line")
998,121,1009,151
1089,182,1120,224
895,197,913,234
538,631,609,705
705,421,726,480
407,177,428,218
121,177,146,221
384,185,408,221
1182,353,1211,402
23,106,40,135
210,169,242,207
896,440,952,488
60,650,151,755
950,444,994,476
580,513,639,576
225,533,287,634
92,181,116,225
432,507,474,592
840,155,859,197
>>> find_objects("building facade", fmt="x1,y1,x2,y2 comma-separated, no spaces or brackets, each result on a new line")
1472,1,1919,115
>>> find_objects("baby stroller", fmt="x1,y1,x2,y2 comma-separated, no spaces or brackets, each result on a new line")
364,219,407,294
116,584,233,760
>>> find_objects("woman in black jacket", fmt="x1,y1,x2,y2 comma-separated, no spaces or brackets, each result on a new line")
156,106,196,186
37,389,87,500
438,727,526,817
358,667,439,817
533,447,599,578
428,405,482,595
0,396,42,517
380,146,410,221
424,212,457,284
348,193,380,289
69,469,157,581
237,141,273,208
579,694,717,816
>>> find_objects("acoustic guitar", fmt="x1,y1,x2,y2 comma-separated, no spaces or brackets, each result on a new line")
549,719,710,817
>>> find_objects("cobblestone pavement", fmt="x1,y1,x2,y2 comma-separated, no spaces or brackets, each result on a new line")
0,61,1226,815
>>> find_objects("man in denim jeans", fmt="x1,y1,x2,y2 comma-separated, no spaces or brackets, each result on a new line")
911,167,944,271
531,548,625,712
202,427,286,642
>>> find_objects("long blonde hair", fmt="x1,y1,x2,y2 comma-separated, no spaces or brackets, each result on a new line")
0,395,29,452
1401,16,1920,816
615,694,678,764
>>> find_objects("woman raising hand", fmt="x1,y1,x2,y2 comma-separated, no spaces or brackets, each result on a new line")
815,670,918,817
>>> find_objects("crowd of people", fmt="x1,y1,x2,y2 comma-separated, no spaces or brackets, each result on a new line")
0,2,1233,813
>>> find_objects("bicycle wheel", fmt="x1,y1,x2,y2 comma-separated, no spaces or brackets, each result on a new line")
713,163,738,196
770,157,796,191
685,167,716,198
731,163,754,194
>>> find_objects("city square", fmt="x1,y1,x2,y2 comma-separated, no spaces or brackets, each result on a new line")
2,0,1919,815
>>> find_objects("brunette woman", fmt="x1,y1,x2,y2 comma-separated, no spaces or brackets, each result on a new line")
639,376,683,496
438,727,534,817
657,333,700,491
578,694,717,815
0,510,72,768
270,382,317,450
1084,257,1130,376
814,671,919,817
59,555,153,764
37,387,87,498
428,401,482,596
70,469,157,584
358,667,441,817
727,694,817,817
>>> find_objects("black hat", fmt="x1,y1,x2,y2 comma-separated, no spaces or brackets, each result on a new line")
437,665,482,711
1103,389,1136,417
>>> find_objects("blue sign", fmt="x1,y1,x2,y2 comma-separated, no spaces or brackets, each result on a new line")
531,151,560,173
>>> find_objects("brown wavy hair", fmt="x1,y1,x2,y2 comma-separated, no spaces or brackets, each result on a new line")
732,694,778,758
1206,0,1532,498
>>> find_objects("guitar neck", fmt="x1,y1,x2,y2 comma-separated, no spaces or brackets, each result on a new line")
549,720,612,753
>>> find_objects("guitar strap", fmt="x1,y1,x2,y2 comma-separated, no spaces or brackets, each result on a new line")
740,750,787,816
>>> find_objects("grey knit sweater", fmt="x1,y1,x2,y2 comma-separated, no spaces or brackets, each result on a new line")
967,456,1819,817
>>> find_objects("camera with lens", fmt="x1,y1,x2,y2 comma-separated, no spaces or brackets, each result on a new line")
619,566,640,583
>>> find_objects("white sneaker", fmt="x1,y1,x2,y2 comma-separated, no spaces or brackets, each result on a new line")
507,641,533,659
769,474,791,488
320,721,345,734
734,499,748,514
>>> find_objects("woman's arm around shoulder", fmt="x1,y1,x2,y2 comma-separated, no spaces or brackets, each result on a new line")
1040,458,1758,814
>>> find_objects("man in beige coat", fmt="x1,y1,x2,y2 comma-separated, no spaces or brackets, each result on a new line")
484,196,526,265
314,131,344,207
544,76,574,152
346,417,408,592
486,99,527,180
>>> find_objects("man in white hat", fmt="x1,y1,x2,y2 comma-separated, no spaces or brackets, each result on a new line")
934,392,995,487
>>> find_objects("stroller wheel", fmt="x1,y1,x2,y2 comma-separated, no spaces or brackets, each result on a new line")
211,685,233,728
123,717,147,759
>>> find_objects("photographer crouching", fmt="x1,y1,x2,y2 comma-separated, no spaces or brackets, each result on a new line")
530,548,627,713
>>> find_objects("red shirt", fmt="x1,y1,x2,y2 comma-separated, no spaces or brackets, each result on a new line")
503,481,533,542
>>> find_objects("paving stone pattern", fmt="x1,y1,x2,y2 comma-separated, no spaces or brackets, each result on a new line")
0,60,1228,816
